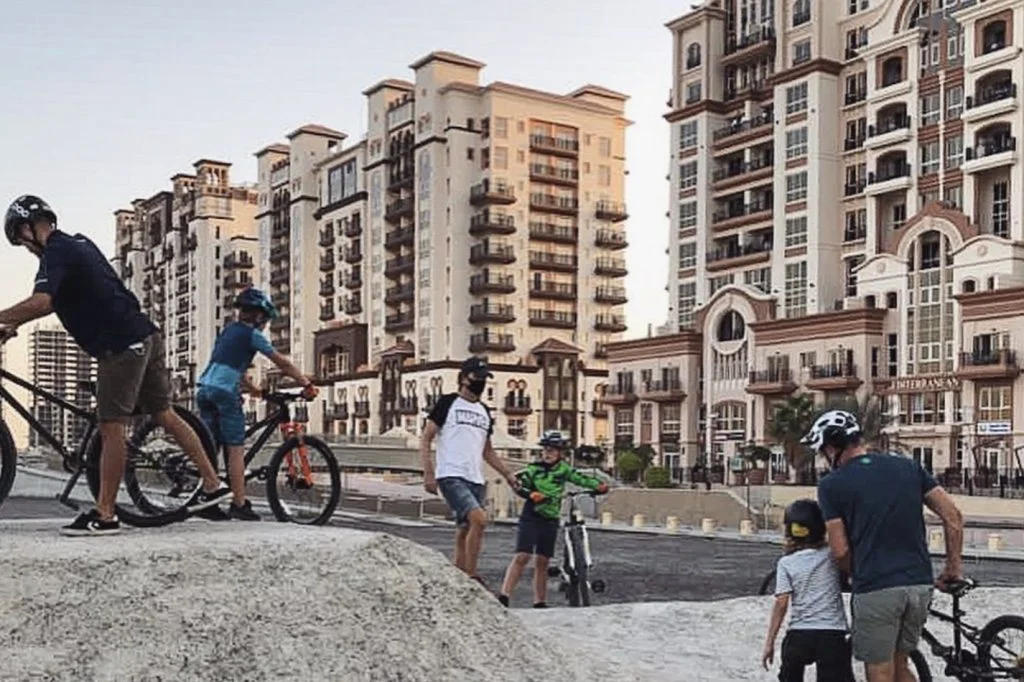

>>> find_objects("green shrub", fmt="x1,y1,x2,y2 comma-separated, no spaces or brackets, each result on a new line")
615,450,643,483
644,466,672,488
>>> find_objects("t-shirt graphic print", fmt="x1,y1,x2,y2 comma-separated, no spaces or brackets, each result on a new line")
428,393,494,485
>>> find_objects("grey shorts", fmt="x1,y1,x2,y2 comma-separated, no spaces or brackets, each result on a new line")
851,585,933,664
437,477,486,527
96,332,171,423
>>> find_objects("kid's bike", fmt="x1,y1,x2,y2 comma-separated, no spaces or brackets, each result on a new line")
547,490,607,607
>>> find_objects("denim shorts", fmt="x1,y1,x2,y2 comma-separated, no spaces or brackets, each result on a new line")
437,476,487,527
196,385,246,447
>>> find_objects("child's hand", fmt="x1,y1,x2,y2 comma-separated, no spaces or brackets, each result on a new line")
595,483,609,494
529,491,546,503
761,643,774,670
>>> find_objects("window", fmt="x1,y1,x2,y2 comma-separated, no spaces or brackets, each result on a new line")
881,57,903,87
978,385,1011,422
686,81,702,104
785,216,808,247
494,117,508,139
709,274,734,295
793,39,812,64
614,409,634,439
845,255,864,297
943,185,962,210
786,127,808,159
599,137,611,157
686,43,702,69
945,86,963,119
992,181,1009,239
793,0,810,25
679,162,698,189
786,172,808,203
947,27,961,59
945,135,963,169
784,261,808,318
678,282,696,328
680,121,698,150
982,20,1007,54
786,83,808,114
845,208,867,241
745,267,771,293
848,0,868,14
493,147,508,170
920,94,940,126
679,201,698,229
892,203,907,230
920,141,940,175
678,242,697,269
598,165,611,187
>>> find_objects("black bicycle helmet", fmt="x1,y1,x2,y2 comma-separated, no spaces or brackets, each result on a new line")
538,429,570,449
5,195,57,246
783,499,826,544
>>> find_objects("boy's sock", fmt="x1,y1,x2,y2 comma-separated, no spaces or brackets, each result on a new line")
497,594,509,607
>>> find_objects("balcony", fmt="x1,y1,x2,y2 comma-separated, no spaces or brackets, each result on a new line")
397,396,419,415
318,228,335,248
722,26,775,65
964,83,1017,123
470,180,516,206
384,197,415,222
384,255,414,278
529,134,579,157
596,201,628,222
845,89,867,106
353,401,371,419
529,281,577,300
712,155,774,188
601,386,637,406
329,403,348,421
271,290,288,307
469,303,516,324
385,312,414,332
270,268,289,286
595,286,628,305
865,116,912,150
344,296,362,315
711,200,773,231
529,164,579,186
590,399,608,417
470,273,516,295
712,114,772,146
270,243,289,261
469,211,516,237
272,221,289,239
594,343,609,359
223,252,254,270
844,180,867,197
530,193,579,215
705,240,773,273
319,253,335,272
470,242,516,266
529,309,578,329
865,163,912,196
469,331,516,353
319,280,335,297
746,369,797,395
595,229,627,250
344,245,363,264
595,258,628,277
529,251,578,272
594,314,626,332
962,137,1017,174
384,226,414,250
344,219,362,238
388,169,414,192
344,273,363,290
319,304,335,322
956,350,1020,381
529,221,578,244
384,283,414,305
638,380,686,402
503,395,533,416
805,364,863,391
224,272,251,291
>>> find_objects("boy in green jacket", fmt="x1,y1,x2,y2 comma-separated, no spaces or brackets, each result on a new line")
497,430,608,608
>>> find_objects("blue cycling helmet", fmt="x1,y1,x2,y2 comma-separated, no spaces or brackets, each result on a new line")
234,286,278,320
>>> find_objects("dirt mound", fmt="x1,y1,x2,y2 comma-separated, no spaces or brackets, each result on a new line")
0,523,642,682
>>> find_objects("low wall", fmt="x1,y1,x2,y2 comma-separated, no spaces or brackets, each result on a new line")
600,488,756,529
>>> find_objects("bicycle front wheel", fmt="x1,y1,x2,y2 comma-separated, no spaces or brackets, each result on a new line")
758,568,777,596
566,527,591,607
265,436,340,525
977,614,1024,676
0,419,17,508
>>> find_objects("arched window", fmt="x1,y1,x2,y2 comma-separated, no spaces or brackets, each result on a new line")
982,20,1007,54
881,57,904,87
686,43,701,69
717,310,746,342
962,279,976,293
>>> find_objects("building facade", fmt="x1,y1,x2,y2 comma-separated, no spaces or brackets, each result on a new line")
606,0,1024,486
28,326,96,448
114,160,260,405
255,51,632,447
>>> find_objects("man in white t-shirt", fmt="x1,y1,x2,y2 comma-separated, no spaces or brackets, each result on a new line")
420,356,519,584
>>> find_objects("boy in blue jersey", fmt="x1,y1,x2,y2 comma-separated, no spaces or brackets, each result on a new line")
196,287,317,520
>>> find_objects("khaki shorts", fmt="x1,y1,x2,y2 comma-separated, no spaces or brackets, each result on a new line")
851,585,933,664
96,332,171,423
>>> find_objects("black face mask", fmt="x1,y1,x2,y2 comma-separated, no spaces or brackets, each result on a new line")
467,379,486,396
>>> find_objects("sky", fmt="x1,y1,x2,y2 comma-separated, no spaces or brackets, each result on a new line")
0,0,686,407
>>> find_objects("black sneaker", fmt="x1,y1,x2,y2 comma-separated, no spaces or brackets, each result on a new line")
497,594,510,607
185,482,231,512
227,500,261,521
533,602,548,609
60,509,121,537
195,505,231,522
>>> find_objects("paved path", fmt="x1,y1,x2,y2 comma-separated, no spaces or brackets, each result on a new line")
6,497,1020,611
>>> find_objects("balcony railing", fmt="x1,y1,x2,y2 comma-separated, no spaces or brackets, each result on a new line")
469,303,515,324
470,180,516,206
529,281,577,299
868,163,911,184
470,273,516,294
595,201,628,222
344,219,362,238
595,286,628,304
345,246,363,264
385,312,414,332
529,251,578,270
319,280,335,297
595,228,627,249
384,226,415,249
712,156,774,182
344,297,362,315
470,242,516,265
319,254,335,272
469,331,515,353
529,221,578,243
345,273,363,290
706,240,773,264
504,395,532,415
318,229,335,247
529,134,579,156
868,115,911,137
594,258,628,277
529,309,578,328
844,180,866,197
594,314,626,332
469,211,516,236
845,89,867,106
967,82,1016,109
384,197,415,221
746,368,796,394
712,114,772,142
530,194,579,213
711,200,773,223
384,284,414,305
844,223,867,242
384,255,414,276
965,137,1016,161
353,401,371,418
223,252,254,270
724,26,775,55
529,164,579,184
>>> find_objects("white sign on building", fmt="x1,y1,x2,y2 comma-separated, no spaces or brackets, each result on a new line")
976,421,1012,436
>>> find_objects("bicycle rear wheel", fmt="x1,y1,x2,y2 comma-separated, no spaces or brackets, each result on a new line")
265,436,340,525
0,420,17,508
977,614,1024,677
909,650,932,682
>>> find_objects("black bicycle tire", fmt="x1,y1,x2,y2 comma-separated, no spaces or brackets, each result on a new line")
566,527,590,607
265,436,340,525
0,419,17,507
976,614,1024,675
909,649,932,682
82,428,189,528
759,568,777,596
118,406,218,515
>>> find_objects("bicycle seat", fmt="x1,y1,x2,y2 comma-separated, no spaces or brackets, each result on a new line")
942,578,978,598
77,380,97,396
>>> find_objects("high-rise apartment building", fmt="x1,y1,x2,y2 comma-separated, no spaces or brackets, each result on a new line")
28,326,96,448
255,51,631,446
114,159,260,405
605,1,1024,486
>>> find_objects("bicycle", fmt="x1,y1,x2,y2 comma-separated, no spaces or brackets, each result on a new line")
121,389,341,525
758,568,1024,680
0,368,214,527
545,490,607,607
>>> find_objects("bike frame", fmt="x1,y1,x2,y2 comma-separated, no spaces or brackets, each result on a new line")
919,590,993,678
562,493,594,574
234,395,312,486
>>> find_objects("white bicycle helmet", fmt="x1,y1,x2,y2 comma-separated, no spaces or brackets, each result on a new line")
800,409,862,457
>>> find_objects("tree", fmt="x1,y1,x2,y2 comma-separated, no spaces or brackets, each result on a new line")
615,450,644,484
634,444,656,470
823,393,902,452
766,393,817,471
644,466,672,488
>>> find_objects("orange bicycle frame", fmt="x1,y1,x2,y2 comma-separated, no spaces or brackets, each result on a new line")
279,420,314,487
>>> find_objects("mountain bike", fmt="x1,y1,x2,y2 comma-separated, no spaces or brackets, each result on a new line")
0,368,213,527
119,390,341,525
759,568,1024,679
546,490,607,607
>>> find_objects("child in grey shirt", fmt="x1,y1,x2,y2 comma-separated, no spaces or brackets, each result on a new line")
762,499,854,681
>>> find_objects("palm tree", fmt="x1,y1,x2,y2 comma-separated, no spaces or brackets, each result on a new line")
766,393,818,472
822,393,903,452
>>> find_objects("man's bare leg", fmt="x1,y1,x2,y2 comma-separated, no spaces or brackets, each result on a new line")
96,421,128,520
865,661,895,682
464,508,488,577
453,526,469,572
154,408,220,491
893,653,918,682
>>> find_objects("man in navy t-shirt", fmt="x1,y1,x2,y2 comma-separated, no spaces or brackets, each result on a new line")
802,409,964,682
0,195,230,535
